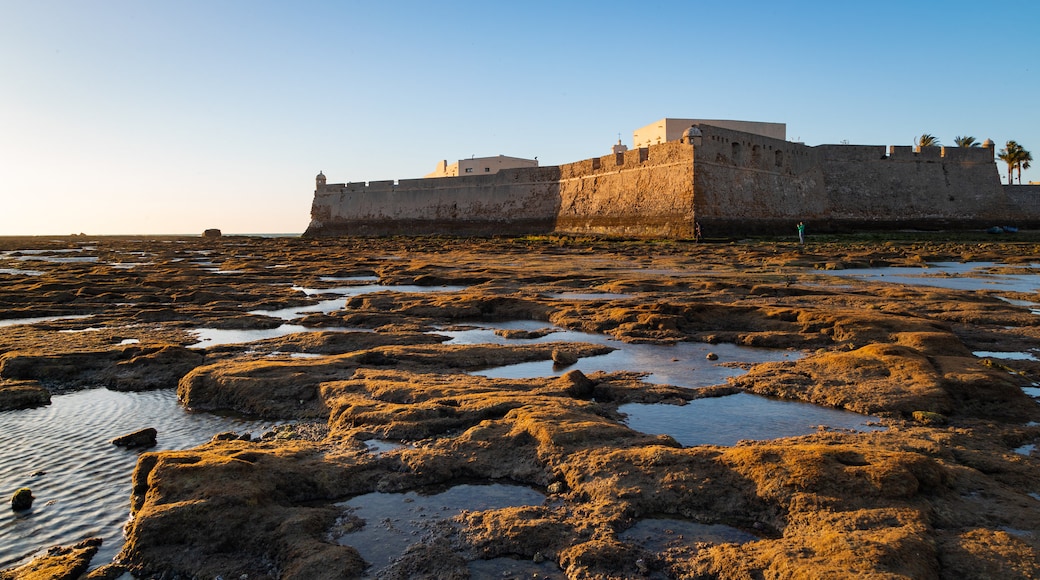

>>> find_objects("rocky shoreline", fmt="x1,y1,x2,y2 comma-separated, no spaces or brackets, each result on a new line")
1,235,1038,579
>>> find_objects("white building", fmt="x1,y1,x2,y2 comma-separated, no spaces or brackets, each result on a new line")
426,155,538,178
633,118,786,148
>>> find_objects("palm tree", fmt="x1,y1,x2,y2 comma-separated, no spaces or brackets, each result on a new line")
998,141,1023,184
1016,148,1032,184
916,134,940,148
954,135,980,147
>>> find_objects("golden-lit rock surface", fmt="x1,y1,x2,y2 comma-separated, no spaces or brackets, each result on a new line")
2,235,1039,579
0,538,102,580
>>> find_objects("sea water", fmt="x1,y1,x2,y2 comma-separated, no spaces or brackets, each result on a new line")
0,389,283,569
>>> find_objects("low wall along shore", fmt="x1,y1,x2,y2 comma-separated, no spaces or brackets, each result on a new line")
304,125,1040,238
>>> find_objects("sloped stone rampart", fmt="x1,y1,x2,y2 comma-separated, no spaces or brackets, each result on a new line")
304,125,1040,238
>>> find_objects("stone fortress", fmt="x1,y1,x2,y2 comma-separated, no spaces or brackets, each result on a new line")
304,118,1040,238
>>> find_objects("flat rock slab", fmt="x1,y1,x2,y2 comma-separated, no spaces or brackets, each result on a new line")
111,427,157,449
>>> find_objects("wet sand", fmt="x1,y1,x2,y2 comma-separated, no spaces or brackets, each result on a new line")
1,234,1039,579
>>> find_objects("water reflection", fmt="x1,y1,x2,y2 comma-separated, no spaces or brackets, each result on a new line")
619,518,758,551
333,484,545,577
544,292,634,300
822,262,1040,293
973,351,1039,361
0,314,94,328
450,322,794,388
188,324,363,348
620,393,884,447
253,284,467,321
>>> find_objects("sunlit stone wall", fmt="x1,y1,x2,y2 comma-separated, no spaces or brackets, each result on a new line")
304,124,1038,238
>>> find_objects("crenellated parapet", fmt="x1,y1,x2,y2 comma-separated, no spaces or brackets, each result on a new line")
304,123,1035,238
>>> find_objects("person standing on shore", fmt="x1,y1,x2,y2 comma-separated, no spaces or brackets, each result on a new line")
797,222,806,244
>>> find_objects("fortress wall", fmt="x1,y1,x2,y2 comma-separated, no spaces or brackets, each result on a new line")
916,146,942,160
941,146,994,162
554,141,697,237
821,145,888,162
888,146,916,160
691,126,828,234
305,167,562,236
818,144,1011,230
304,124,1040,238
1003,186,1040,226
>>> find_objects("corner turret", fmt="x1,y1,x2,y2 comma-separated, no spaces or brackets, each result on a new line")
681,125,703,146
316,171,327,191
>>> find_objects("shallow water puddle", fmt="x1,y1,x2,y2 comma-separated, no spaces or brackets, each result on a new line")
620,393,884,446
188,324,364,348
822,262,1040,293
467,557,566,578
973,350,1040,361
619,518,759,551
0,389,284,569
332,483,545,577
452,322,794,388
15,255,99,263
253,283,467,321
0,314,94,328
544,291,635,300
0,268,44,276
363,439,405,455
1014,443,1036,456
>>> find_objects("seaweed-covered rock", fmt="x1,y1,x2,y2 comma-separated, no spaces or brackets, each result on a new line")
0,380,50,411
11,487,33,511
0,537,102,579
111,428,157,449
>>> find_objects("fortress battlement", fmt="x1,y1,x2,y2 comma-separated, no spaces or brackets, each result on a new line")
305,122,1032,238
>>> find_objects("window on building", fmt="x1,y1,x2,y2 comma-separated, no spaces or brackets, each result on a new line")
485,167,491,172
465,168,473,173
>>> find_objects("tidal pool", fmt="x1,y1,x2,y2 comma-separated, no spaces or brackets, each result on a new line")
973,350,1039,361
544,291,635,300
619,518,759,551
0,268,43,276
0,314,94,328
1014,443,1036,456
188,324,365,348
253,283,467,321
822,262,1040,293
451,321,795,389
0,389,284,570
620,393,884,446
467,557,565,578
332,483,546,577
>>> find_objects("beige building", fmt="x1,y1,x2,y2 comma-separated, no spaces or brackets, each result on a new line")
633,118,786,148
426,155,538,178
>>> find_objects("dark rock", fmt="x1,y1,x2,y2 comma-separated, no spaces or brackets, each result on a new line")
84,562,130,579
706,352,719,361
101,346,205,391
557,369,595,399
551,348,579,367
0,380,51,411
912,410,948,425
202,228,222,238
11,487,33,511
111,427,157,449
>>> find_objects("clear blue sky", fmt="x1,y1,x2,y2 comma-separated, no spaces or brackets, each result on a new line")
2,1,1037,235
